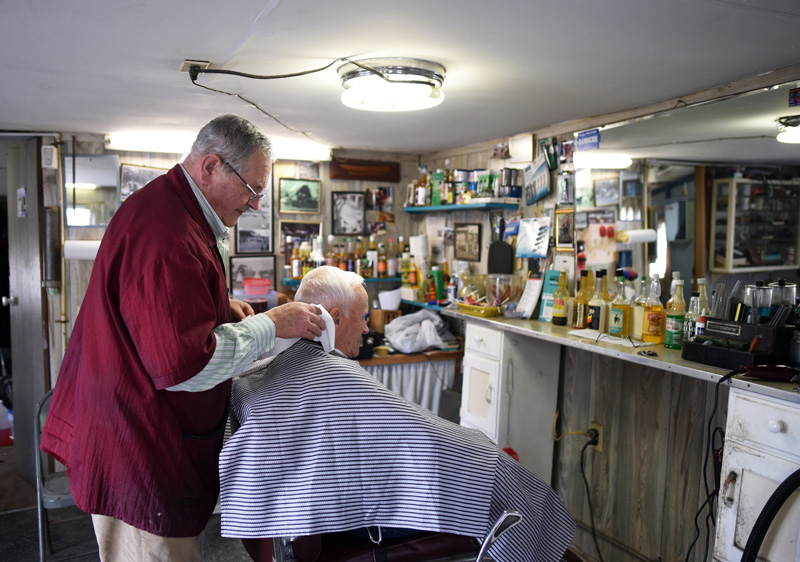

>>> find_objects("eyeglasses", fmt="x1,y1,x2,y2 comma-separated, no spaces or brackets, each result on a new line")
223,160,265,202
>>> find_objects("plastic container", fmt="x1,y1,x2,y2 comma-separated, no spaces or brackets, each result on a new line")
243,277,272,295
485,274,522,306
378,288,402,310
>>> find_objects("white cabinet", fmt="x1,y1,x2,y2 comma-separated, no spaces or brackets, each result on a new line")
460,321,560,483
714,389,800,561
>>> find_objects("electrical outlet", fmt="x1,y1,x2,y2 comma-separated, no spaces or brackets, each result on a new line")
179,60,211,73
589,421,604,452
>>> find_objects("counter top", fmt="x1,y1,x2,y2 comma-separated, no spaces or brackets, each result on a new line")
358,349,462,367
441,308,800,405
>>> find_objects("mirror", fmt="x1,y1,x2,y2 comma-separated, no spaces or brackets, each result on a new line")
62,154,120,227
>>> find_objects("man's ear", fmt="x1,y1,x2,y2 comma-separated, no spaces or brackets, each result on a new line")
330,307,342,326
199,153,222,185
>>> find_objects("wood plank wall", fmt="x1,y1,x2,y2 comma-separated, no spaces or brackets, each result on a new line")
556,346,729,562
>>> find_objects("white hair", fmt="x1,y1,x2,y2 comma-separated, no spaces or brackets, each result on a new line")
295,266,365,313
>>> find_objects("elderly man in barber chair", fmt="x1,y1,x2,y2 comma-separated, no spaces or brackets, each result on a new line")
219,266,575,562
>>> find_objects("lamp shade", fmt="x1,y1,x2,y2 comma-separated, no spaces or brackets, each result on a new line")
338,58,446,112
777,115,800,144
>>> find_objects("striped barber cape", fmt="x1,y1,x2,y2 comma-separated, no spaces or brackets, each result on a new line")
220,339,575,562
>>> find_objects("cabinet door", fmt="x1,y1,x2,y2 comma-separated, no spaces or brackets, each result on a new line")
714,442,800,562
460,352,502,442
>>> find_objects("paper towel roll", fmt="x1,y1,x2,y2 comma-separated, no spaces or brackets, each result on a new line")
616,229,657,244
64,240,101,260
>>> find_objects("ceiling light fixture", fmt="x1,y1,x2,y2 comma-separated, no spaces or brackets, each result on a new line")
338,58,446,112
776,115,800,144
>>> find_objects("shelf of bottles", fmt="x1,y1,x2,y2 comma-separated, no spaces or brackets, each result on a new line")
404,201,520,214
282,276,400,287
709,178,800,273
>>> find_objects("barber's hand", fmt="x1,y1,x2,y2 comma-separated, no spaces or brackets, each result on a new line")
265,302,324,339
230,299,255,321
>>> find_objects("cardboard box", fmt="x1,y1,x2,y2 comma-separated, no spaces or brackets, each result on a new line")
369,309,401,334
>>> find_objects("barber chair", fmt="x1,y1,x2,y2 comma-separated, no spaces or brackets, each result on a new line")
256,509,522,562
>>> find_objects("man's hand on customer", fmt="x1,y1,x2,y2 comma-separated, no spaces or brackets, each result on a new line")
266,302,325,339
230,299,255,320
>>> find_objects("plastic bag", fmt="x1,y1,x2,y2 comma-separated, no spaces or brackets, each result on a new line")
383,308,454,354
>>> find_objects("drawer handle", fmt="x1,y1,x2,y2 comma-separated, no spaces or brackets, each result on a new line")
723,471,738,507
485,384,493,404
768,420,787,434
474,336,484,345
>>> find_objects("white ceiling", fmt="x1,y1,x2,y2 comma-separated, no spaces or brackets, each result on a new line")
2,0,800,164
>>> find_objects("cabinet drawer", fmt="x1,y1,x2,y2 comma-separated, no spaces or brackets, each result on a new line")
728,392,800,460
464,323,502,360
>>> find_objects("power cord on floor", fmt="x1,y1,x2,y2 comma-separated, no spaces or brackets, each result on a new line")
580,430,606,562
684,369,738,562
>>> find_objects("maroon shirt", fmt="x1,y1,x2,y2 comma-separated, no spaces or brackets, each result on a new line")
41,165,232,537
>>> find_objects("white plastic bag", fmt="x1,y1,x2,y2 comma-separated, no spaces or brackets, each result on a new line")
383,308,453,354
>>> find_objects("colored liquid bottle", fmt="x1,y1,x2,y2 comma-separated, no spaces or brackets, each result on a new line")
642,275,665,344
552,269,570,326
665,279,686,349
609,270,631,338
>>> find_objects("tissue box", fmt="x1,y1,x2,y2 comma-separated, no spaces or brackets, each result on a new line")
369,310,401,334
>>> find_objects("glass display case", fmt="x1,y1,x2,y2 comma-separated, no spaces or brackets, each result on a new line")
710,178,800,272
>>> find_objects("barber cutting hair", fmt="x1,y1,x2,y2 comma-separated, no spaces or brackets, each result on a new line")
41,114,324,561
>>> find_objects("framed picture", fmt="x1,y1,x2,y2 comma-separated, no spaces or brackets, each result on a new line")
454,223,482,262
594,178,619,207
279,220,321,246
278,178,321,214
229,254,276,293
120,164,168,201
235,206,273,254
331,191,365,235
555,209,575,252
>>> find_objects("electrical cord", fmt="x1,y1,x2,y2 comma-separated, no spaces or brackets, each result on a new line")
683,369,739,562
187,57,439,143
580,433,606,562
552,410,592,441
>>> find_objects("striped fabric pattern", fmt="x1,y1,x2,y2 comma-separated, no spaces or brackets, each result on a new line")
220,340,575,562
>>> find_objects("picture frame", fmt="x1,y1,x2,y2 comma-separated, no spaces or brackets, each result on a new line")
229,254,276,293
278,178,321,214
555,209,575,252
454,223,482,262
120,164,168,201
235,206,273,254
279,220,322,246
594,178,620,207
331,191,365,235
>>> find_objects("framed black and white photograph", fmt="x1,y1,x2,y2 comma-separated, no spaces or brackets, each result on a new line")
120,164,168,201
555,209,575,252
229,255,276,293
279,220,321,246
454,223,482,262
594,178,619,207
235,206,273,254
279,178,321,214
331,191,365,235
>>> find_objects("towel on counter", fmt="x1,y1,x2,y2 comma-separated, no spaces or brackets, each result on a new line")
220,339,574,562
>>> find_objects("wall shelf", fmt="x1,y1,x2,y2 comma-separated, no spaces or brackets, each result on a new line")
403,201,519,214
282,276,401,287
401,299,444,311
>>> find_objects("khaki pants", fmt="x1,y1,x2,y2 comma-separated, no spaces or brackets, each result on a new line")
91,514,204,562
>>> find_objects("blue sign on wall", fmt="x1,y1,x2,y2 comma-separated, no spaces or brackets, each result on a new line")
576,129,600,151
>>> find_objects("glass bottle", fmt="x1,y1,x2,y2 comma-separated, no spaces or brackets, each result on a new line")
290,244,303,280
631,274,648,340
284,235,294,267
552,269,570,326
325,235,337,266
400,252,412,287
642,274,665,344
588,271,608,332
572,270,591,329
665,279,686,349
387,238,398,277
697,278,710,317
609,270,631,338
313,236,326,269
409,256,419,289
337,243,347,271
684,291,700,342
377,243,388,278
666,271,681,310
